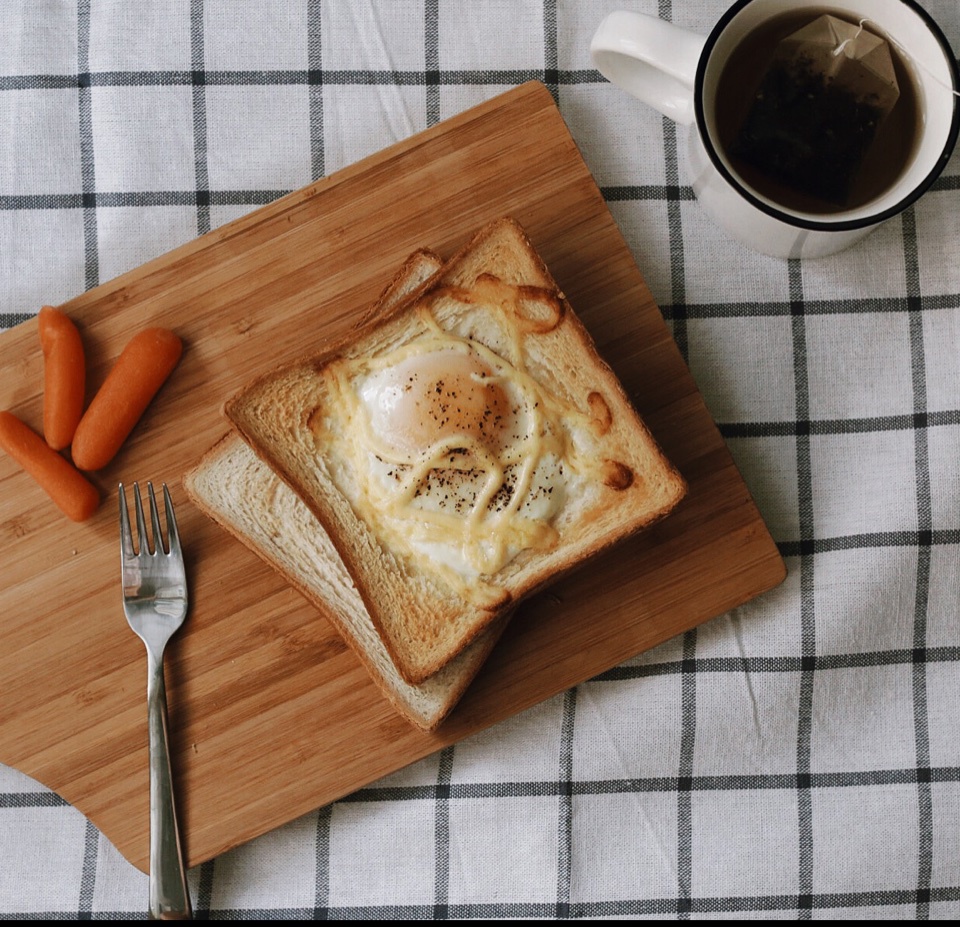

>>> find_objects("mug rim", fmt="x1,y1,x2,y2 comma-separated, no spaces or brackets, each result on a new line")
693,0,960,232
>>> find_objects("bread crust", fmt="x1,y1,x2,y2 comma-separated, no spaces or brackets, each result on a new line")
224,218,687,684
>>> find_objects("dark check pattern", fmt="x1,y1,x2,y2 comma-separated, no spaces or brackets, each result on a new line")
2,0,959,918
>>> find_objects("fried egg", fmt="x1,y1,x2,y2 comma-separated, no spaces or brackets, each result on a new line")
357,347,514,461
330,335,578,581
320,281,598,599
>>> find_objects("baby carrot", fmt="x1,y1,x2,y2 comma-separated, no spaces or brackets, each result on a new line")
71,327,183,472
38,305,86,450
0,410,100,522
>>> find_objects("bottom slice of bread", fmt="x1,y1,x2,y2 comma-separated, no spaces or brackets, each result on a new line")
184,432,507,731
184,247,507,731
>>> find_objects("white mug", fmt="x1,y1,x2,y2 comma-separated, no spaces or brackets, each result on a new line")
591,0,960,259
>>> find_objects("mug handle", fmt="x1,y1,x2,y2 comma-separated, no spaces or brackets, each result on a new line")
590,11,706,126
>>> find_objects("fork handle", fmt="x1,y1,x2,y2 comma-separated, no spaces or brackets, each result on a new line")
146,649,193,920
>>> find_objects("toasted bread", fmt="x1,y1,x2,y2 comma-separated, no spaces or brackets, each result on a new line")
185,249,510,731
224,218,687,684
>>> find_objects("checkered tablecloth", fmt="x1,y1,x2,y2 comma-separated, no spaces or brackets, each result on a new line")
2,0,959,919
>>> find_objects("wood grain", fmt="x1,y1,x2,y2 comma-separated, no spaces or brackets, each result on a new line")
0,82,786,872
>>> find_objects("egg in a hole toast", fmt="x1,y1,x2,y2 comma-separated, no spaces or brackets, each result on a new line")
220,218,687,688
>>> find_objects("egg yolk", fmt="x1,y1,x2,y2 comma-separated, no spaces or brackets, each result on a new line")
363,349,510,456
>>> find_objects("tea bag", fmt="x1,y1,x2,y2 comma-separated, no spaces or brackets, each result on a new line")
731,15,901,207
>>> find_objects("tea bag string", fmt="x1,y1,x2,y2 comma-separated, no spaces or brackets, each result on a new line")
835,17,960,99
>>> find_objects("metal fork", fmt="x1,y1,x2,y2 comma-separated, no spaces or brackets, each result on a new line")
119,482,193,921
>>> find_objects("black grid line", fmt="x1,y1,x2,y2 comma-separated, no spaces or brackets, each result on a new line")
0,312,34,329
0,191,288,209
790,257,815,919
0,67,608,92
314,804,332,918
776,530,960,555
661,292,960,317
6,766,959,816
77,822,97,917
662,139,688,362
77,0,98,293
721,412,960,438
676,630,697,919
4,185,959,217
190,0,210,236
196,858,216,918
433,745,455,918
346,766,960,801
308,0,325,182
556,686,576,918
12,885,950,921
542,0,559,107
7,59,960,107
903,205,935,919
425,0,440,127
0,792,68,809
10,293,960,333
596,647,960,679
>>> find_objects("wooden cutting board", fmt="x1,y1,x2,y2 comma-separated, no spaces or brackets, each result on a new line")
0,81,785,873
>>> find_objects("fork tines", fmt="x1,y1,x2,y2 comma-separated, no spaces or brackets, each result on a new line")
118,481,181,558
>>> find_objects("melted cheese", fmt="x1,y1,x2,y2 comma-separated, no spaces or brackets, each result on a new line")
315,275,610,603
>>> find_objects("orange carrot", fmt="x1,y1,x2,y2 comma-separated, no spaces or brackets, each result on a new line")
71,327,183,471
0,410,99,522
38,305,86,451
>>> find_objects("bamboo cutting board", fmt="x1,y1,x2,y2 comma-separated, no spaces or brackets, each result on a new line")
0,82,785,873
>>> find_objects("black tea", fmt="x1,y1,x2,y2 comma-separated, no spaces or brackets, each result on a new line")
714,9,922,213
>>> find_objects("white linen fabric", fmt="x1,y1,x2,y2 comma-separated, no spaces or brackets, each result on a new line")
2,0,959,919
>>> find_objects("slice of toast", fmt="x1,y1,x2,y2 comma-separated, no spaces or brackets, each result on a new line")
224,218,687,684
185,249,510,732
